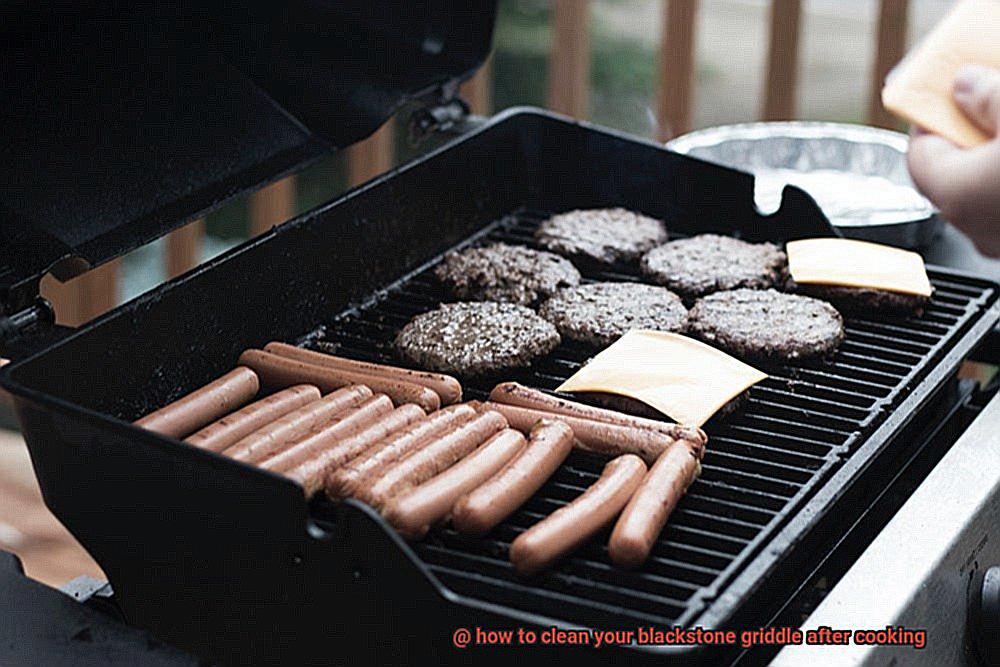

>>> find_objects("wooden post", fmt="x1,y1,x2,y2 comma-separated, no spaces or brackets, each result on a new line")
762,0,802,121
461,55,493,115
249,176,297,237
347,122,396,188
41,260,119,327
658,0,699,141
547,0,590,118
165,219,204,279
869,0,909,129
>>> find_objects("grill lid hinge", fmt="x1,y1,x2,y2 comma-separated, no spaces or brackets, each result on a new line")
408,81,485,145
0,298,55,345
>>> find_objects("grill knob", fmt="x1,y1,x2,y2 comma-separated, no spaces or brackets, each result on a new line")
975,566,1000,666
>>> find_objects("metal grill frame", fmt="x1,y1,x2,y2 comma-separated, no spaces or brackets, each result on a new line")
3,108,998,664
307,205,999,655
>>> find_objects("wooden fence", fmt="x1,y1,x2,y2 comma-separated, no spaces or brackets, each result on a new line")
44,0,911,326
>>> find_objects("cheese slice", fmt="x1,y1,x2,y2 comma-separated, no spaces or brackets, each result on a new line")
881,0,1000,148
787,237,932,297
556,331,767,427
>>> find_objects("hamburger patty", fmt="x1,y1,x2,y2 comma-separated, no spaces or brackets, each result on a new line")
394,302,561,377
538,282,688,347
434,243,581,307
640,234,787,300
687,288,844,360
785,278,931,316
534,208,669,266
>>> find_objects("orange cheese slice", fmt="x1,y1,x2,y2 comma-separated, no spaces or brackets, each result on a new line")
787,238,932,297
881,0,1000,148
556,331,767,427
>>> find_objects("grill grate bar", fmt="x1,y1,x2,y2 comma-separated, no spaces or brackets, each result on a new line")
310,207,994,629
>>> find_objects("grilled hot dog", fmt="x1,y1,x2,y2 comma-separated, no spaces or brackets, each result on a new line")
239,349,440,413
281,403,425,497
478,401,674,465
452,419,573,536
222,385,372,463
608,437,705,569
184,385,320,452
358,409,508,509
326,403,477,500
509,454,646,576
264,342,462,406
135,367,259,438
489,382,706,445
383,429,526,539
260,394,396,473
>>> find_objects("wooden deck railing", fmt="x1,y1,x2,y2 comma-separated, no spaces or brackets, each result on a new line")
51,0,911,326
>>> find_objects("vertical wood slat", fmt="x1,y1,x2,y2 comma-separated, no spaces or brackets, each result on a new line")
658,0,699,141
547,0,590,118
249,176,297,237
41,260,119,327
347,122,396,188
460,55,493,115
762,0,803,121
165,219,205,279
869,0,909,129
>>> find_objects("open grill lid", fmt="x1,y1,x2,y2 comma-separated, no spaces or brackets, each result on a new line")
0,0,497,315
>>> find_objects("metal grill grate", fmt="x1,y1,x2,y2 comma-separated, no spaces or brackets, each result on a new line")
309,208,995,629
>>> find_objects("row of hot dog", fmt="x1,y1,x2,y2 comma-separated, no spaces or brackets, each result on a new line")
133,342,707,573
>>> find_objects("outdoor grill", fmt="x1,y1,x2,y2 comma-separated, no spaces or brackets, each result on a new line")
3,2,1000,666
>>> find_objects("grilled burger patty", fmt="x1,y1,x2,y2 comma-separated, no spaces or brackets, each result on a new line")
395,302,561,377
785,278,930,316
687,288,844,360
434,243,581,307
538,282,688,347
640,234,787,300
534,208,669,266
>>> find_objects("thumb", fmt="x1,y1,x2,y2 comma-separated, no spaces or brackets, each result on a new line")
953,65,1000,136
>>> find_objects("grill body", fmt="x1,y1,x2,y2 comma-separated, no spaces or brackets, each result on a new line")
2,109,998,665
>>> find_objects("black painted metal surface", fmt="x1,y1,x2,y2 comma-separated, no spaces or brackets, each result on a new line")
308,206,999,637
1,109,997,664
0,0,496,314
0,551,201,666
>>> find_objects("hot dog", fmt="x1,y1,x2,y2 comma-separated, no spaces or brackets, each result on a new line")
477,401,674,465
383,429,527,539
184,385,321,452
358,409,508,509
509,454,646,576
260,394,398,473
222,385,372,463
264,342,462,406
134,367,259,438
281,403,426,497
452,420,574,536
326,403,477,500
489,382,706,445
239,349,440,413
608,437,705,569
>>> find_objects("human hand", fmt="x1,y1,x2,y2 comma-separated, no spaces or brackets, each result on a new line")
907,65,1000,257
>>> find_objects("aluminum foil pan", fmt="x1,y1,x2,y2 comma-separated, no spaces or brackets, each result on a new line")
666,122,942,249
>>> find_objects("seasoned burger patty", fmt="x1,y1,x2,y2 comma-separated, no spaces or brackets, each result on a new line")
395,302,561,377
538,282,688,347
534,208,669,266
687,288,844,360
640,234,787,300
434,243,581,306
785,278,930,316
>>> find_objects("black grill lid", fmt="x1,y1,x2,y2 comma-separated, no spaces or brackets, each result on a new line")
0,0,497,315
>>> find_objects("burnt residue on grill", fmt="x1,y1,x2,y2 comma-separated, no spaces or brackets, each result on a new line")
307,208,994,631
